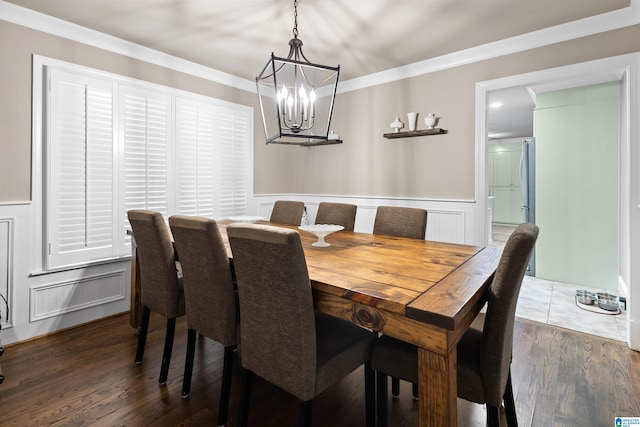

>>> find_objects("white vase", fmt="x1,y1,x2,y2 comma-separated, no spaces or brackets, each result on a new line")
390,117,404,132
407,112,418,131
424,113,441,129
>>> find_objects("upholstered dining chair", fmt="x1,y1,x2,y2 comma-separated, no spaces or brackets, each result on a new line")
227,223,376,427
314,202,357,231
127,209,185,385
269,200,305,225
371,222,539,427
372,205,428,399
168,215,238,427
373,206,427,240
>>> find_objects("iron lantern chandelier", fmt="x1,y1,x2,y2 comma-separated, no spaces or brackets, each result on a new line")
256,0,340,146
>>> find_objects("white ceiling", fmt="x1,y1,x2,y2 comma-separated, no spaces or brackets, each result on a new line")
487,86,536,140
2,0,633,138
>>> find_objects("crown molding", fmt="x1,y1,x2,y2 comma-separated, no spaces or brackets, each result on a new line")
2,0,639,94
339,1,640,93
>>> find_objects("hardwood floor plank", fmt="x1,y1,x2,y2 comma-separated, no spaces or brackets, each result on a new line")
1,313,639,426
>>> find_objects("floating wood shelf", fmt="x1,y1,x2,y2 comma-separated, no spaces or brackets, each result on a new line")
383,128,447,139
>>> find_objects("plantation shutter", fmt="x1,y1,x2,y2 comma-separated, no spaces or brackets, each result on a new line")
48,69,116,268
42,60,252,269
120,86,171,245
175,98,216,217
175,99,251,219
216,108,250,218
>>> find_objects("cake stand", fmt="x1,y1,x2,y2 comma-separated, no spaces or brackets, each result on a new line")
298,224,344,247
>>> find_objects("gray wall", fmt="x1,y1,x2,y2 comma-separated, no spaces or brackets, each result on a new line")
2,20,640,202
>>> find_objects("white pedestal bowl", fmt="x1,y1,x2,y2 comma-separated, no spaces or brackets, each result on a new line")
299,224,344,247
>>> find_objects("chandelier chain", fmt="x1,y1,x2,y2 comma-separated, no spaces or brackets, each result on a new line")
293,0,299,38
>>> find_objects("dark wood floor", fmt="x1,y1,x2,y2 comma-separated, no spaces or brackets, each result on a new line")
1,312,639,426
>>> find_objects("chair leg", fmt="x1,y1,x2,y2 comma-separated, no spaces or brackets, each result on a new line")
299,400,313,427
487,404,500,427
503,370,518,427
391,377,400,397
376,372,388,427
364,362,375,427
412,382,419,400
238,368,253,427
217,345,236,427
182,328,197,397
135,306,150,365
159,317,176,385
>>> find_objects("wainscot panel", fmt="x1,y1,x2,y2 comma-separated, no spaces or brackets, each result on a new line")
30,270,126,322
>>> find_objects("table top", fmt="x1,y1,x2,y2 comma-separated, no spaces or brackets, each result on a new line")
218,221,502,334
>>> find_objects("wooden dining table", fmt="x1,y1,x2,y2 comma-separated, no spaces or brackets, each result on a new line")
129,220,502,427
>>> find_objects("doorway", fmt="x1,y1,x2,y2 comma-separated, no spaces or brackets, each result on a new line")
486,86,535,274
488,83,620,287
473,53,640,349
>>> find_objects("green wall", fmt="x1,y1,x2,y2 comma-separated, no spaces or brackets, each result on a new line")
534,82,619,290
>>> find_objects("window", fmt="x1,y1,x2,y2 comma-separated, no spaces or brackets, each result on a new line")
174,97,251,218
40,57,253,270
47,69,117,268
119,85,172,251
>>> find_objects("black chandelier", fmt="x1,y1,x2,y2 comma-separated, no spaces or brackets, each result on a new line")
256,0,341,146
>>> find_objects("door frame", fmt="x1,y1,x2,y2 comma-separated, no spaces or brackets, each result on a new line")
474,52,640,350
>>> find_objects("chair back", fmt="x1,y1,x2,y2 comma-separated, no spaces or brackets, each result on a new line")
169,215,238,346
270,200,305,225
227,223,317,399
373,206,427,239
127,210,184,318
480,222,538,403
315,202,357,231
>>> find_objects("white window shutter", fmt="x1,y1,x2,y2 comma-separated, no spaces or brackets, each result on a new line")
217,108,250,218
120,86,171,247
175,98,216,217
175,99,250,220
48,69,115,268
40,59,252,269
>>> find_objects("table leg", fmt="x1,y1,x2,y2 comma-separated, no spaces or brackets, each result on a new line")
417,347,457,427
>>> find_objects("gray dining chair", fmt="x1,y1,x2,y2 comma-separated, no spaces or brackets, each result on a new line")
372,205,428,399
269,200,305,225
314,202,357,231
371,222,539,427
373,206,427,240
127,209,186,385
169,215,238,427
227,223,375,427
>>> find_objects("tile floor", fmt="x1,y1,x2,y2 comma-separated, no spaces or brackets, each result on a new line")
491,224,627,342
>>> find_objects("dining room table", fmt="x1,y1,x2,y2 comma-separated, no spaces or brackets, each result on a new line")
129,220,502,427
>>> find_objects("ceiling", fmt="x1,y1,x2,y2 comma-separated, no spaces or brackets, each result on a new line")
2,0,633,138
487,86,536,140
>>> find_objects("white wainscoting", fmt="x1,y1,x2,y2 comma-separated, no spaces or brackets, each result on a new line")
253,194,478,245
30,270,126,321
0,202,131,345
